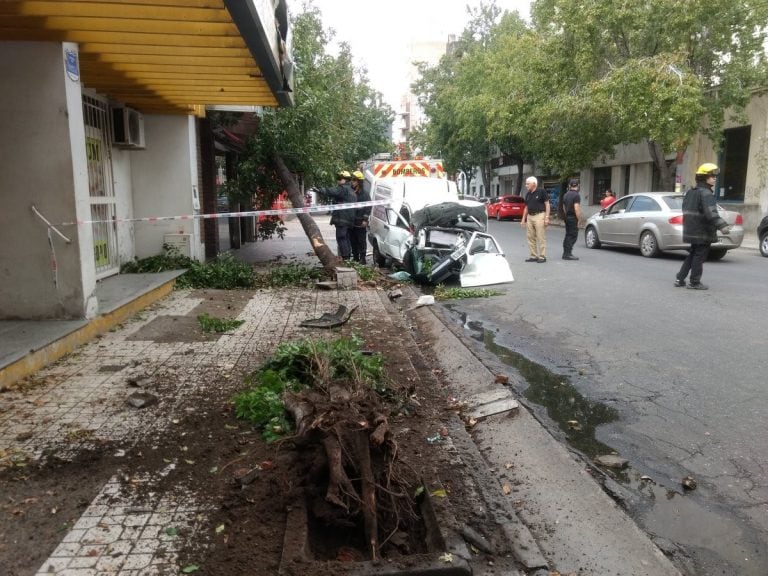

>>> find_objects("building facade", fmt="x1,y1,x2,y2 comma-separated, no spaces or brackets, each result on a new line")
478,93,768,237
0,1,293,321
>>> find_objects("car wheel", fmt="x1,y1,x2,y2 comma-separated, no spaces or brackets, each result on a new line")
761,232,768,257
585,226,601,249
371,241,387,268
639,230,660,257
708,249,727,261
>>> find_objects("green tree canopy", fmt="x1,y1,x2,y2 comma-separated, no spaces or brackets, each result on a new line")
415,0,768,192
530,0,768,188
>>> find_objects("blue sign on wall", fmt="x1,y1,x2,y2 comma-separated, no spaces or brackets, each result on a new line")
65,48,79,82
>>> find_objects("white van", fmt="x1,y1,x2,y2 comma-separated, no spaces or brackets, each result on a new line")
367,175,459,267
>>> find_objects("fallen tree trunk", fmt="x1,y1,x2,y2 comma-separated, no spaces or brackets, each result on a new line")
273,154,341,271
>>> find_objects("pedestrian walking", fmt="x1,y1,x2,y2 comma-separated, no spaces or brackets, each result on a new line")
674,163,731,290
312,170,356,261
520,176,550,262
600,189,616,209
349,170,370,264
561,179,582,260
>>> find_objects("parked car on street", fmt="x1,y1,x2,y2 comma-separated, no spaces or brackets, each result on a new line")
486,195,525,221
759,213,768,257
584,192,744,259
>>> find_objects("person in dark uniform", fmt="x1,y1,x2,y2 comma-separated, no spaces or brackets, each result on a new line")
561,179,582,260
312,170,356,261
520,176,550,262
675,163,731,290
349,170,370,264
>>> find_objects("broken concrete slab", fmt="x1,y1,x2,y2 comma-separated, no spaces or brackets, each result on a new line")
334,266,358,290
465,389,519,421
594,454,629,469
126,392,158,409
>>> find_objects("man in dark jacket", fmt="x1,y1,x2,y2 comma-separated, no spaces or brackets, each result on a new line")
675,163,731,290
349,170,371,264
313,171,356,260
560,179,583,260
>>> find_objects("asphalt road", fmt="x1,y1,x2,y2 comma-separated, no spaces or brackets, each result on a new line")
438,218,768,576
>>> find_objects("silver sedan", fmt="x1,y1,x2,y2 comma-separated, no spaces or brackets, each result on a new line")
584,192,744,259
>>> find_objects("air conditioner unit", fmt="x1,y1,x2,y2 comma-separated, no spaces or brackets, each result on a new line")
111,106,145,149
163,233,192,257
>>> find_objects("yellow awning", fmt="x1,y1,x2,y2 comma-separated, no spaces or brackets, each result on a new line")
0,0,293,114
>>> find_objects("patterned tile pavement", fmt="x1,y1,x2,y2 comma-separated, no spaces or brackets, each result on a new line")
1,285,391,575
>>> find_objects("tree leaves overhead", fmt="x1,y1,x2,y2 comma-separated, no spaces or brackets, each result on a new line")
229,5,394,198
413,0,768,190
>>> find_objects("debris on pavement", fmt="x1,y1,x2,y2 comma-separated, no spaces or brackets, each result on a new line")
409,295,435,310
388,270,412,281
465,389,519,421
682,475,698,490
299,304,358,328
594,454,629,469
387,288,403,300
426,433,443,444
126,391,159,409
460,525,493,553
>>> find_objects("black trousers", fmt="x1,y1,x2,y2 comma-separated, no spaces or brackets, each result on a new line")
350,226,367,263
335,225,352,260
563,214,578,255
677,243,710,285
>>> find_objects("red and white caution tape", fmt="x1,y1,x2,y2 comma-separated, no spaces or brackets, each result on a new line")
55,199,388,226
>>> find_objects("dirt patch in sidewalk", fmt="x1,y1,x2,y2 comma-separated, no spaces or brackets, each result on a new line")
0,289,491,576
127,289,256,343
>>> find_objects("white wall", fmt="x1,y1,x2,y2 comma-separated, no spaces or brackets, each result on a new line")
0,42,93,319
130,115,202,260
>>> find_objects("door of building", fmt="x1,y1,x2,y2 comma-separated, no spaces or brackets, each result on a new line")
82,94,119,279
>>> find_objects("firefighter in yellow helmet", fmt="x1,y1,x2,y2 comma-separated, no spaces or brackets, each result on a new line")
349,170,371,264
310,170,356,260
674,163,731,290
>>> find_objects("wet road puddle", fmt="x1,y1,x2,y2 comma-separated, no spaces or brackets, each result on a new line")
450,312,767,575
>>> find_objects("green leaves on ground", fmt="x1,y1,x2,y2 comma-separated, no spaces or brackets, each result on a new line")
197,313,245,334
121,246,254,290
123,251,335,291
234,336,385,441
346,261,376,282
253,264,329,288
433,285,502,301
175,255,254,290
120,244,192,274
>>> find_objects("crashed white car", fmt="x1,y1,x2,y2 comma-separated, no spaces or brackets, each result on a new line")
369,200,514,287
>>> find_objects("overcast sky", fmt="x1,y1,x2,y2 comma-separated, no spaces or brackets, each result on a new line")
304,0,532,108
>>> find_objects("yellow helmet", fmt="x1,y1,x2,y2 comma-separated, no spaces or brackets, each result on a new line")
695,163,719,176
352,170,365,181
337,170,351,179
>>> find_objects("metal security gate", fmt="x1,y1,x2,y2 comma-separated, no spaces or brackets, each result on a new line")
82,94,119,279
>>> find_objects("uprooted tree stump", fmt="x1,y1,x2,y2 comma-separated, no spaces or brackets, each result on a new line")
283,380,416,562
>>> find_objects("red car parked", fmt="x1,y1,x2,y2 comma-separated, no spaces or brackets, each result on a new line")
486,195,525,221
